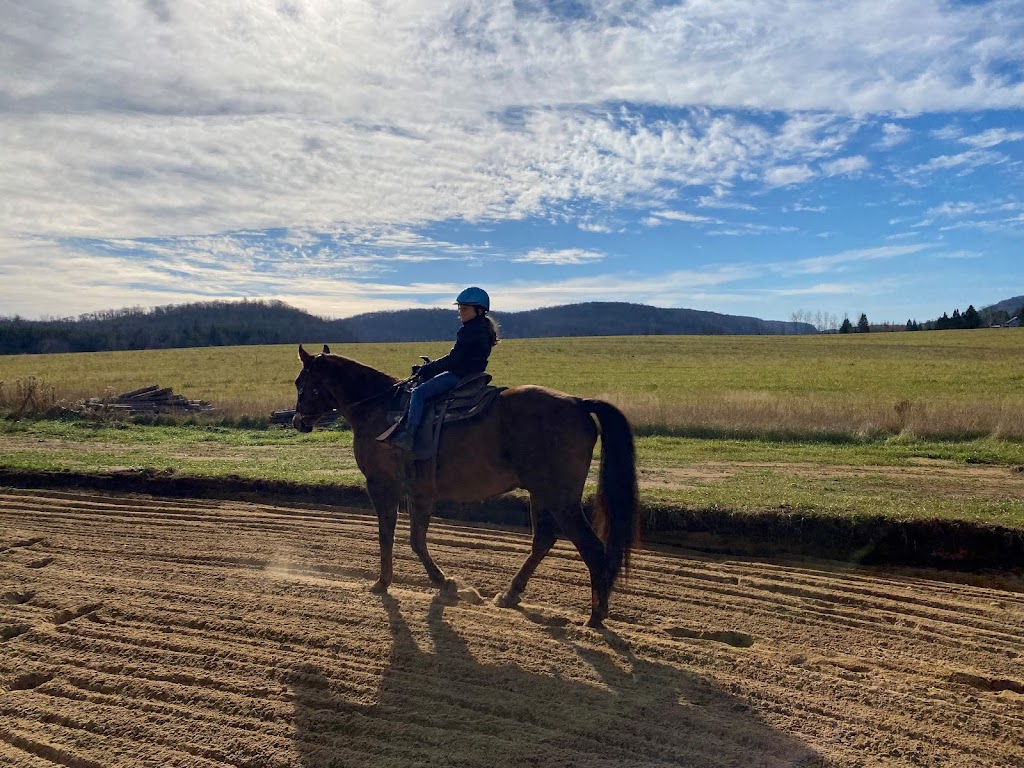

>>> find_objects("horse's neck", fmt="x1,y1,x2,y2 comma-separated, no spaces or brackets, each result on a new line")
324,357,396,425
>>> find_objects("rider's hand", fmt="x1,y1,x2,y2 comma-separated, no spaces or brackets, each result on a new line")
411,364,423,377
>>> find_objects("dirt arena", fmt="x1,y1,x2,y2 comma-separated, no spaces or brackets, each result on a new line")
2,487,1023,767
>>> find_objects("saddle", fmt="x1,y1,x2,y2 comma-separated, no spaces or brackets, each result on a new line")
384,373,506,461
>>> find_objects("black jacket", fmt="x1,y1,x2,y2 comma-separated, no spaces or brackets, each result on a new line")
419,314,493,379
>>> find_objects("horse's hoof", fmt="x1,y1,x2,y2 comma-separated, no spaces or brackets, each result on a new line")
369,580,389,594
586,615,605,629
493,591,521,609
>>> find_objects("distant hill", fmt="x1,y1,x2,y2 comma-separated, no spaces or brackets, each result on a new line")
983,295,1024,316
345,302,811,341
0,299,815,355
0,300,354,356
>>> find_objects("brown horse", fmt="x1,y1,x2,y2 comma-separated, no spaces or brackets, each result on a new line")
292,345,640,628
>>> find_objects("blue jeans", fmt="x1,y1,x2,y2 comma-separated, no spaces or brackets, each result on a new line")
405,372,459,433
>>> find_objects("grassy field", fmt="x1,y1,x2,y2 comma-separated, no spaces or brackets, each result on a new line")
2,329,1023,439
2,331,1023,533
0,413,1022,530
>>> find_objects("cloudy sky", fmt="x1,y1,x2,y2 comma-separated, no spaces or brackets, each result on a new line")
2,0,1022,325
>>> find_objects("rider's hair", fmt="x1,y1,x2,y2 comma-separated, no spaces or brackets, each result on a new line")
481,311,500,346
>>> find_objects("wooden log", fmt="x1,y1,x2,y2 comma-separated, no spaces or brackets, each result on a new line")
117,384,160,399
127,387,173,400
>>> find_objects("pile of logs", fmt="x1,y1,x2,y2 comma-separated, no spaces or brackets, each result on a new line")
79,385,212,414
269,408,341,426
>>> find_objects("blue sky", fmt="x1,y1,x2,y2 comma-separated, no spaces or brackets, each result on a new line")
1,1,1022,327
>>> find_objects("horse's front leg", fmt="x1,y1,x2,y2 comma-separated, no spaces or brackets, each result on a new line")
409,496,452,592
497,498,558,609
366,477,400,593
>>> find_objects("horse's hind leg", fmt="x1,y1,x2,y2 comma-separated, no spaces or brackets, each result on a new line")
558,508,610,629
409,496,451,590
496,501,558,608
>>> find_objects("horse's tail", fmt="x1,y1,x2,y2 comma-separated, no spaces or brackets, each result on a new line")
582,399,641,586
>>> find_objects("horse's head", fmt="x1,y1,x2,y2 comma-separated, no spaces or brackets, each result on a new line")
292,344,338,432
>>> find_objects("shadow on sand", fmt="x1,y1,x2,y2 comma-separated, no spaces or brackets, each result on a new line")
288,594,829,768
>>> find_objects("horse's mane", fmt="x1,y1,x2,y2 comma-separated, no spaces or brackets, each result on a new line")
321,353,399,405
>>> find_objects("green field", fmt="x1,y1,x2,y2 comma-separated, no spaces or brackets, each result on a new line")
0,419,1021,529
2,329,1023,439
2,331,1023,534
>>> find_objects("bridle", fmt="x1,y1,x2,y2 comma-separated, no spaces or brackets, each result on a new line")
346,376,415,411
298,360,416,422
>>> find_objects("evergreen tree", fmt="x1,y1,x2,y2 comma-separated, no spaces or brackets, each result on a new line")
857,313,870,333
839,317,853,334
963,305,981,329
951,308,962,329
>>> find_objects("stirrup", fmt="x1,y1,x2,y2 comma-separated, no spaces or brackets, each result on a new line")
376,421,402,442
387,429,415,451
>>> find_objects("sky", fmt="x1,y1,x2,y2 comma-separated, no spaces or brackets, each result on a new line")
1,0,1023,327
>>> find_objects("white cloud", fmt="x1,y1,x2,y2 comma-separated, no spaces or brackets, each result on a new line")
933,250,982,260
821,155,869,176
769,282,865,297
698,195,757,211
781,244,932,275
878,123,911,148
3,1,1023,240
513,248,607,265
914,200,1024,234
707,223,800,237
764,165,816,187
907,148,1008,180
649,210,720,224
927,202,980,218
958,128,1024,149
931,125,963,141
2,1,1023,319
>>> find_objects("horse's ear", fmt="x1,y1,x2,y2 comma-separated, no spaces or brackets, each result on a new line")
298,345,313,365
322,344,331,355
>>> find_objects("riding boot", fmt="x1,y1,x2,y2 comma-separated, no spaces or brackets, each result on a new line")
387,426,415,451
377,416,415,451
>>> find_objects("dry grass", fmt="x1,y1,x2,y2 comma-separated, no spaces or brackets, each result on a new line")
605,391,1024,441
2,331,1023,440
0,377,60,416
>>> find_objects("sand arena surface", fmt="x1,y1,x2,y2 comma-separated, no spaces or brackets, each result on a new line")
1,487,1023,767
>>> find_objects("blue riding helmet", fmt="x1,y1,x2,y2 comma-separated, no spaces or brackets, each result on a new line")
454,286,490,312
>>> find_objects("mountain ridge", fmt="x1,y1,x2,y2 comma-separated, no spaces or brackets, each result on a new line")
0,300,815,355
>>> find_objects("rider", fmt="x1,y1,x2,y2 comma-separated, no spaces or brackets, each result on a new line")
378,287,499,451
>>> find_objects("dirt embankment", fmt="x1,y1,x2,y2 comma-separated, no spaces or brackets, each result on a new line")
1,466,1023,573
2,488,1023,767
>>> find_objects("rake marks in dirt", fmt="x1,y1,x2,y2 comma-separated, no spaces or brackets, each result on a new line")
1,488,1023,767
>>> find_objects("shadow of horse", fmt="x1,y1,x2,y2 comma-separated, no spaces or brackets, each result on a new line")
287,594,830,768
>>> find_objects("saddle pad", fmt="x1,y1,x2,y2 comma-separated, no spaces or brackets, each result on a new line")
410,384,505,461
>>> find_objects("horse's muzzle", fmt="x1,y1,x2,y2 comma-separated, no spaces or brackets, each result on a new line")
292,412,314,433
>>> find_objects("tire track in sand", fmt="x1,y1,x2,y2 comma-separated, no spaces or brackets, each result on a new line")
1,488,1023,767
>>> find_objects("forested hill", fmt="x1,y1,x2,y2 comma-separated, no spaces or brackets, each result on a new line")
0,300,815,355
0,301,353,355
344,302,811,341
985,295,1024,316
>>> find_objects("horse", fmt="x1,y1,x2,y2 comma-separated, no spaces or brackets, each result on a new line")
291,345,640,628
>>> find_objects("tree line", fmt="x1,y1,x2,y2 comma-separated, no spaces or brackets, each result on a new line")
806,301,1023,335
0,300,355,355
0,299,816,356
910,303,1022,332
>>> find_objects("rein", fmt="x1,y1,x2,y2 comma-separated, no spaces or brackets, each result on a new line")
339,375,415,413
